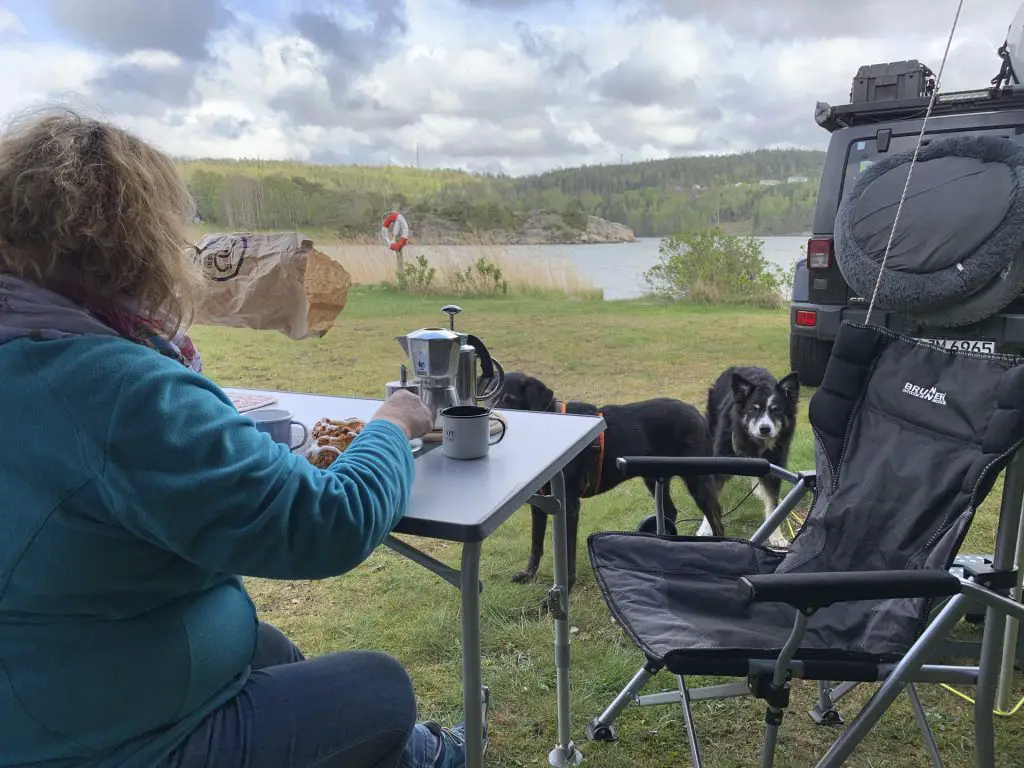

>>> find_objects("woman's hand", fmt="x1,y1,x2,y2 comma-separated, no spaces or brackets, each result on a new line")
371,389,434,439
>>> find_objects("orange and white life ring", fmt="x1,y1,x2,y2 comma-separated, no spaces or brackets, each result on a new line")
381,211,410,252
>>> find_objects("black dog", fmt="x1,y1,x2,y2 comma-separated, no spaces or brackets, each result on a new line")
702,366,800,547
500,372,724,591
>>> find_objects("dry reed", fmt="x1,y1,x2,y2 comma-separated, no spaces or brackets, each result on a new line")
318,242,597,296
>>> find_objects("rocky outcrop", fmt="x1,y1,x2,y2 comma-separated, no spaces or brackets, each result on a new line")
581,215,635,244
399,210,635,245
514,213,636,244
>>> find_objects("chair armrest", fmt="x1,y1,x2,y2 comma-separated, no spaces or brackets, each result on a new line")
737,570,962,611
616,456,770,478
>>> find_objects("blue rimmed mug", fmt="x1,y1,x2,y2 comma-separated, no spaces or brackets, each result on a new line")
251,409,308,451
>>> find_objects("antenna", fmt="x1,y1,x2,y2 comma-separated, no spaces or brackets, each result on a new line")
865,0,964,325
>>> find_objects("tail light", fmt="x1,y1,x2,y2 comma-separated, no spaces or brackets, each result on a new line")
807,237,834,269
795,310,817,327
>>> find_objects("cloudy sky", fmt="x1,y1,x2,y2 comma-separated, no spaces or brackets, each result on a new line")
0,0,1020,175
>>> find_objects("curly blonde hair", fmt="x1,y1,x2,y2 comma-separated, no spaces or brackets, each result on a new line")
0,106,202,334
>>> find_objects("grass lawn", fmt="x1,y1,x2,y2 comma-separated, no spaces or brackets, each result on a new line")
190,287,1024,767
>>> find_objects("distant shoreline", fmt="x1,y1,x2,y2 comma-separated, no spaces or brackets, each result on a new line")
181,148,823,249
327,230,812,246
188,226,810,247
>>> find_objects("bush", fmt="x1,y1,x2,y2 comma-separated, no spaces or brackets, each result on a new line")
394,255,510,296
643,228,788,307
780,258,798,294
450,258,510,295
396,255,436,293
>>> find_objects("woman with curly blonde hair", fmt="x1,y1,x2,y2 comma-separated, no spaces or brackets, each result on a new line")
0,108,476,768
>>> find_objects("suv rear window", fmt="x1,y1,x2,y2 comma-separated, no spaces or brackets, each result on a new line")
840,128,1021,202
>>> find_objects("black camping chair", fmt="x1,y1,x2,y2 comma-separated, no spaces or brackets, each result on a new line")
584,322,1024,768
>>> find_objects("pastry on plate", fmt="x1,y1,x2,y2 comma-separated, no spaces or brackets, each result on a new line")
311,417,366,440
305,444,342,469
304,417,366,468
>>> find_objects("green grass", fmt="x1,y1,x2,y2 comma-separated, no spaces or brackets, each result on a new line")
189,288,1024,767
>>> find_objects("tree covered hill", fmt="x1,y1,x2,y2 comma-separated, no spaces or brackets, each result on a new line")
180,148,825,242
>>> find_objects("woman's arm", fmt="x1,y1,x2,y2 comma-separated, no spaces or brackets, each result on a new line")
100,356,415,580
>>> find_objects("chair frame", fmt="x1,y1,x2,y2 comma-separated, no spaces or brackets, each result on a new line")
585,451,1024,768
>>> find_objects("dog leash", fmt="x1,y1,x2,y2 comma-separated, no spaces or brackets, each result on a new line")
676,482,758,528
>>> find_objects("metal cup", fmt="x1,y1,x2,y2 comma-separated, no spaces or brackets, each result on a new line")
440,405,507,460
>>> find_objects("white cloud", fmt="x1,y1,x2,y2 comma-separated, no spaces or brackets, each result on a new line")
118,50,186,68
0,9,26,37
0,0,1020,173
0,45,103,121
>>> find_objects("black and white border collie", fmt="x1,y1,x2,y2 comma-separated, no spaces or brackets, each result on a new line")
700,366,800,548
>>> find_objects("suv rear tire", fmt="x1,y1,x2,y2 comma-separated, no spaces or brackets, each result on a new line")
790,335,832,387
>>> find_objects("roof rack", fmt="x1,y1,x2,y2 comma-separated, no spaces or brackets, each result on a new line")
815,85,1024,133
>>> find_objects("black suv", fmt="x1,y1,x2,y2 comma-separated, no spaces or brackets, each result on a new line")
790,59,1024,386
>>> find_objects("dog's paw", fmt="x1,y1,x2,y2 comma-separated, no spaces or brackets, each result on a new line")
511,569,537,584
766,531,790,549
695,519,714,537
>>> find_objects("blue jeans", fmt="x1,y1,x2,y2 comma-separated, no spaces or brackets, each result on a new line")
160,622,462,768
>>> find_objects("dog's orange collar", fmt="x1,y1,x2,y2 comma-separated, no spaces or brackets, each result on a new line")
558,401,605,496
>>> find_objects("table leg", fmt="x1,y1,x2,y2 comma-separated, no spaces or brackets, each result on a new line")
548,470,583,767
461,541,486,768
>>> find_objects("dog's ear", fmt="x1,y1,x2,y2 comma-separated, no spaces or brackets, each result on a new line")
525,377,555,411
777,372,800,401
730,372,754,401
498,372,523,405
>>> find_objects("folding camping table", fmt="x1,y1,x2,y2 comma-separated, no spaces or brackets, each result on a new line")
229,388,604,768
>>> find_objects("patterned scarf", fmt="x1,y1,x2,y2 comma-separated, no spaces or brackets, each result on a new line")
85,300,203,373
0,274,203,373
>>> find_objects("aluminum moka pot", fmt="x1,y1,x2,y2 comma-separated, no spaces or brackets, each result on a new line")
441,304,505,409
395,323,461,428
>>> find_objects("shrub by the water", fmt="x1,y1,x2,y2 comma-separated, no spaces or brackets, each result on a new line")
396,255,437,294
643,228,790,307
450,258,510,295
395,254,511,296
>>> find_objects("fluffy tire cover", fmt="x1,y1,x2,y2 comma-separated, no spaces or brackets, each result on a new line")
834,135,1024,314
910,245,1024,327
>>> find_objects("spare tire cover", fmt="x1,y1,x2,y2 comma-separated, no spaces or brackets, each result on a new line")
909,247,1024,327
834,134,1024,314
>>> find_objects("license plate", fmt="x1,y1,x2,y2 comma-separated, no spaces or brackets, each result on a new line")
915,338,996,354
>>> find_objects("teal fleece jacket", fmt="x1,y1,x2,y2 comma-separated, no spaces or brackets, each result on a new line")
0,334,415,768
